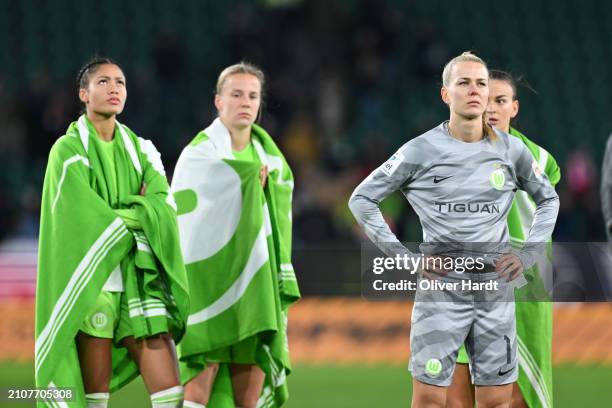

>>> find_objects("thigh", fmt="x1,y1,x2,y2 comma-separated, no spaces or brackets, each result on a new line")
469,294,517,386
411,377,447,408
510,382,529,408
230,363,265,408
122,333,180,393
446,363,475,408
409,293,473,387
475,383,513,408
184,364,219,405
76,331,112,393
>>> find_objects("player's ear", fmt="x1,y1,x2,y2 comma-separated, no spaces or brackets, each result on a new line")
511,100,519,118
79,88,88,104
441,87,450,105
214,94,222,112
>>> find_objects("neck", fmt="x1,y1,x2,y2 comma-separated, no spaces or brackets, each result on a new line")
222,120,251,151
448,114,484,143
87,112,116,142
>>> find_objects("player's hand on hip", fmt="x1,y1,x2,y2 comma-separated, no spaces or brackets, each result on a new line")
420,255,449,280
495,253,524,281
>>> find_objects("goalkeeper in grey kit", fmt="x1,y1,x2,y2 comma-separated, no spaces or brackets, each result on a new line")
349,52,559,407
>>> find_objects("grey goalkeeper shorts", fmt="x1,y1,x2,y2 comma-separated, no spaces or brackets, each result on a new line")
408,271,518,386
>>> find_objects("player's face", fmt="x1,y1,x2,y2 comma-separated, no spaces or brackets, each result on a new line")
486,79,519,133
79,64,126,118
215,73,261,130
441,61,489,120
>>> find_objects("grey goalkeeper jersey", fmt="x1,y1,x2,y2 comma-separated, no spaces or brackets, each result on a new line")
349,122,559,268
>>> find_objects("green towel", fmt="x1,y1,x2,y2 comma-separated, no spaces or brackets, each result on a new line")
172,118,300,407
35,115,189,407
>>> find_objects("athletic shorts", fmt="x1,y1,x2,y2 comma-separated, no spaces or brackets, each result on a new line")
204,335,261,365
80,291,122,339
456,344,470,364
408,272,518,386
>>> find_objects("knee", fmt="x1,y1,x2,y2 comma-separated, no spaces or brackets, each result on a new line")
476,397,510,408
184,381,208,405
233,394,260,408
233,384,261,408
446,395,473,408
145,333,172,348
234,397,259,408
412,393,446,408
510,397,529,408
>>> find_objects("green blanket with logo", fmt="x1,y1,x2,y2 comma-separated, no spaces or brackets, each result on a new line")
172,118,300,407
35,115,189,407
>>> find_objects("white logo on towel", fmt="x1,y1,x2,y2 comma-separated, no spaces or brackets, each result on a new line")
175,161,242,263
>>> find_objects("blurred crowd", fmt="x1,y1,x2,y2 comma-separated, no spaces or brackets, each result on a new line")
0,0,608,248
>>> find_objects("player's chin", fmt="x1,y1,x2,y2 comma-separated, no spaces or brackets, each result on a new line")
459,107,485,120
97,107,124,117
233,118,254,129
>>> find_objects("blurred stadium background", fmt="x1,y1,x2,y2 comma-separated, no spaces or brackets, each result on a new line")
1,0,612,406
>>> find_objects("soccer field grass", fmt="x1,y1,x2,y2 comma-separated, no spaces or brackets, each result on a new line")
1,363,610,407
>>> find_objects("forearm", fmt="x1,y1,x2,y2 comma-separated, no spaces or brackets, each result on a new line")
114,208,142,230
349,193,412,257
520,196,560,268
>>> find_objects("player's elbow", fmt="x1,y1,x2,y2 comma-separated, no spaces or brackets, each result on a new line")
348,192,360,219
348,191,370,221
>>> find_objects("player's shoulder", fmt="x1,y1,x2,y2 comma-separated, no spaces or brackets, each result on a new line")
117,122,147,147
508,127,549,157
604,132,612,155
50,132,85,158
395,123,447,162
491,127,526,155
189,130,210,147
114,123,161,157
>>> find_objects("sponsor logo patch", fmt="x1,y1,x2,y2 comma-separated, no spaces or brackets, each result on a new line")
490,168,505,190
380,151,404,176
425,358,442,377
91,312,108,329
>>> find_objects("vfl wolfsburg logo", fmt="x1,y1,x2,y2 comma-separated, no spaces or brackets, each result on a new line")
490,168,505,190
91,312,108,329
425,358,442,377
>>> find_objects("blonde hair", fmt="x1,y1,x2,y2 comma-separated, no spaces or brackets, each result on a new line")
442,51,487,87
441,51,496,140
215,62,265,95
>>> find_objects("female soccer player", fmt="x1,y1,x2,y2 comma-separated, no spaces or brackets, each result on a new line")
171,62,300,408
36,58,189,407
447,70,560,408
349,52,559,408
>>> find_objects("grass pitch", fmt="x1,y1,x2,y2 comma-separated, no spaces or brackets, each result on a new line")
1,362,610,407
